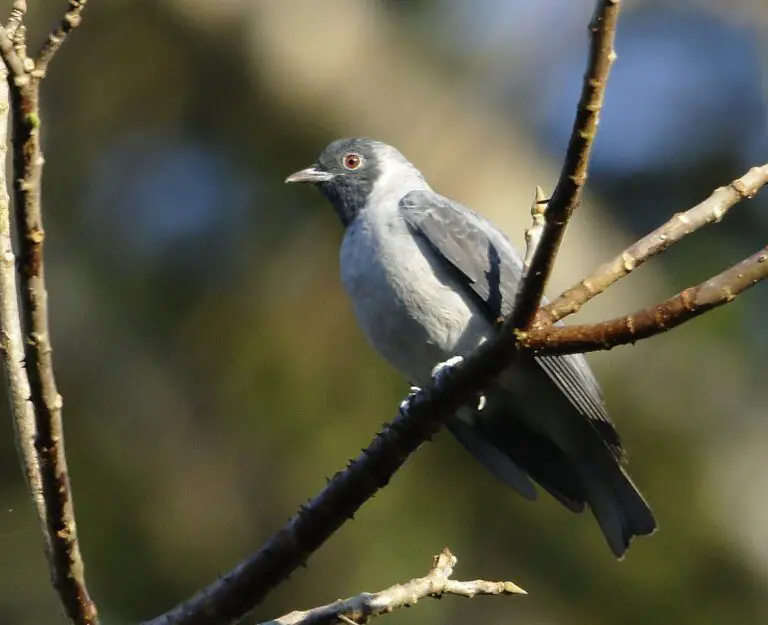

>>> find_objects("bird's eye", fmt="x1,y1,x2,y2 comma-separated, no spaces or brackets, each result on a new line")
343,152,363,170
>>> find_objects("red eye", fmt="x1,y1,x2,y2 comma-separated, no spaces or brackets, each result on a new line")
343,152,363,170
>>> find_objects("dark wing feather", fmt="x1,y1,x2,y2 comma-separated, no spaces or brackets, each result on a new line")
399,190,622,457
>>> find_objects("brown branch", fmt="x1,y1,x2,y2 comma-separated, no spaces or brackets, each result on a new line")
258,549,525,625
0,34,49,553
507,0,620,330
537,163,768,326
522,245,768,354
0,12,98,625
33,0,88,77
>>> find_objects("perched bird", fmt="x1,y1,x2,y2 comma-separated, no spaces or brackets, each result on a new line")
286,138,656,558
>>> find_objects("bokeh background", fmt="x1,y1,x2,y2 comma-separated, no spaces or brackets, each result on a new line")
1,0,767,623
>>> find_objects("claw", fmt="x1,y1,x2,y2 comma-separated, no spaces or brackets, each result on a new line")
399,385,422,415
431,355,464,383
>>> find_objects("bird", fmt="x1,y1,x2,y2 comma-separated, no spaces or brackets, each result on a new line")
285,137,656,558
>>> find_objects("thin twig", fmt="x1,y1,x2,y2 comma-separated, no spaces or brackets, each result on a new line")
506,0,621,330
0,35,48,553
0,25,29,84
6,0,27,37
1,14,98,625
523,245,768,354
537,163,768,325
259,549,525,625
33,0,88,78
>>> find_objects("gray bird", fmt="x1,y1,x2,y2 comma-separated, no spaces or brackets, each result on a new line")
286,138,656,558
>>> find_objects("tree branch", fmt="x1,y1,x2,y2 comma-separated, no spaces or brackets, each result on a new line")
0,29,49,557
522,244,768,354
6,1,27,38
0,6,97,624
507,0,620,329
537,163,768,326
33,0,88,78
258,549,525,625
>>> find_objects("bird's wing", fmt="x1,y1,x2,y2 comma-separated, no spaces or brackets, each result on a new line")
399,190,622,457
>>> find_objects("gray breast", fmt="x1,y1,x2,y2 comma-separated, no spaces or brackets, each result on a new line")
340,205,491,385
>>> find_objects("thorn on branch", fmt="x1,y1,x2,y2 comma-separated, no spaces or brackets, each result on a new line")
523,185,548,274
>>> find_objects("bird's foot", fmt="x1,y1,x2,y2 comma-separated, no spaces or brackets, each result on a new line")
431,356,486,411
430,355,464,384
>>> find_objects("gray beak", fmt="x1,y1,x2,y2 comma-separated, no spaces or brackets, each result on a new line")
285,166,335,184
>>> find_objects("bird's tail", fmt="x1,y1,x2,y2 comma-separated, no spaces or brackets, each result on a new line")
577,461,657,559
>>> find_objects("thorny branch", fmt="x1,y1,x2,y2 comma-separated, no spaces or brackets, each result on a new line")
0,4,95,625
258,549,525,625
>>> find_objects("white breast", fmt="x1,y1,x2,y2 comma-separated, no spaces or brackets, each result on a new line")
340,196,491,386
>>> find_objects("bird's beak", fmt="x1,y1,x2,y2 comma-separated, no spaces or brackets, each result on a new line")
285,166,335,184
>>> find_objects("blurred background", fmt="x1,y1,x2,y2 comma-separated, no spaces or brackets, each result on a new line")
1,0,767,623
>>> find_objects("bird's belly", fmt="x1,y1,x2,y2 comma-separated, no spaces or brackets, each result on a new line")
341,229,490,385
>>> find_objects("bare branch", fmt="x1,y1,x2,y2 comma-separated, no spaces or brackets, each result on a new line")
0,14,98,625
0,25,29,83
523,245,768,354
0,34,49,555
259,549,525,625
507,0,620,330
6,0,27,37
537,163,768,325
33,0,88,77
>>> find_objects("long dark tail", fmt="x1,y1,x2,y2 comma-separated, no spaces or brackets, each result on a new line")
576,461,657,559
447,409,656,558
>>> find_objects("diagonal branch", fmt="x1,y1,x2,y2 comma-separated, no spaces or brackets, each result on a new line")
523,245,768,354
33,0,88,77
508,0,621,330
258,549,525,625
537,163,768,326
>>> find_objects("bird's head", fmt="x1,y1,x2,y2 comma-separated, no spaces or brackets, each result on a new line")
286,137,426,226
